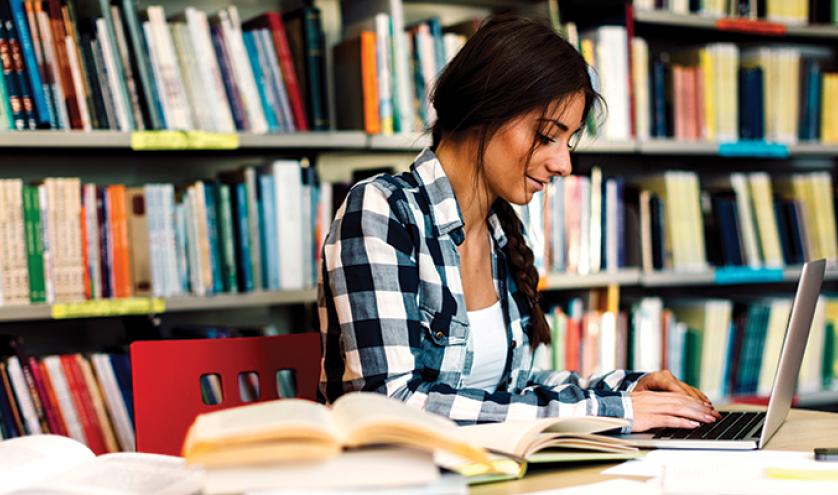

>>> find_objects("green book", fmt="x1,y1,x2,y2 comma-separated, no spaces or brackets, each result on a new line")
823,322,835,388
684,327,702,388
22,185,45,303
216,183,238,294
0,70,12,129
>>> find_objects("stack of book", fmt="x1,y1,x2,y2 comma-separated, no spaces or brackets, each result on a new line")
0,338,134,452
0,161,333,306
523,169,837,275
634,0,838,24
333,9,471,135
633,40,837,144
543,294,838,402
0,1,328,132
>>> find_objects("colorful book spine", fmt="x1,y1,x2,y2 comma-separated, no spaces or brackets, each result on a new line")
216,183,238,294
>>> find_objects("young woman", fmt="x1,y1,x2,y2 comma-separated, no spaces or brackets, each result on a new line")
318,15,720,432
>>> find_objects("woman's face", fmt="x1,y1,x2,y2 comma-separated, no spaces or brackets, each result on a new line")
482,92,585,205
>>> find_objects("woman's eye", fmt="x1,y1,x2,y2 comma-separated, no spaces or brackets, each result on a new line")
536,132,556,145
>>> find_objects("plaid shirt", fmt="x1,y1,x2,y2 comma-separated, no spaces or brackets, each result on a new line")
318,148,643,429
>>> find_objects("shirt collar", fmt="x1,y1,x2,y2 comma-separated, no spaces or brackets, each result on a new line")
411,147,508,249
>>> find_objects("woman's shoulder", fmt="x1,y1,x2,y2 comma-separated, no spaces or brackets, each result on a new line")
342,170,422,217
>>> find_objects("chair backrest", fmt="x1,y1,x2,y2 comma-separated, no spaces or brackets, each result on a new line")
131,333,321,456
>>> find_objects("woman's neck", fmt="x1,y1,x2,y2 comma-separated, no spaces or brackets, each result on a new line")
435,138,495,237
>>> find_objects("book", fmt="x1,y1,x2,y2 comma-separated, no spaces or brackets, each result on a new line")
181,392,491,467
437,416,638,484
0,434,201,494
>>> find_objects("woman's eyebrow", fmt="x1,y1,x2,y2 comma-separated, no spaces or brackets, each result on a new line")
537,117,570,132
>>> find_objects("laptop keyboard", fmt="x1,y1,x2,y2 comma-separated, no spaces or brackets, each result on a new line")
652,411,766,441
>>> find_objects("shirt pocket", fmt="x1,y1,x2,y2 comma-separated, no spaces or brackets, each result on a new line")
419,306,468,346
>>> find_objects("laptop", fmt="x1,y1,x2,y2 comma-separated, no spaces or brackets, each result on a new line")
621,258,826,450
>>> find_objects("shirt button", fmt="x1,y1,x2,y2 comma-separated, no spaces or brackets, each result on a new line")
511,340,517,349
435,331,444,339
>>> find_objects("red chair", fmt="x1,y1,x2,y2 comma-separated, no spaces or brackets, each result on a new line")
130,333,321,456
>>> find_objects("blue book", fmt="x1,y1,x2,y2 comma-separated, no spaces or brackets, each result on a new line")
242,30,278,132
234,182,254,293
109,354,134,426
203,183,224,294
799,60,822,141
651,59,668,138
0,3,34,129
782,200,806,265
615,178,626,268
8,0,51,127
426,18,445,76
258,174,280,290
98,186,112,298
411,30,427,125
211,25,246,130
712,195,744,267
0,376,19,437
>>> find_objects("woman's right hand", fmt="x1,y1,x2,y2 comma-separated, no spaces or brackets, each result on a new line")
630,391,719,432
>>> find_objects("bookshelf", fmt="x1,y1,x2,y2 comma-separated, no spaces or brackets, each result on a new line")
0,0,834,454
633,8,838,40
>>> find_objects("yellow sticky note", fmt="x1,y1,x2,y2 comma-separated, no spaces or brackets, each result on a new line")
764,467,838,481
186,131,239,150
52,298,166,319
131,131,189,150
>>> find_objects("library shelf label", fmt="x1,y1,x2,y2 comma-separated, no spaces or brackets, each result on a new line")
130,131,240,150
714,267,784,285
718,141,789,158
715,18,787,36
51,298,166,319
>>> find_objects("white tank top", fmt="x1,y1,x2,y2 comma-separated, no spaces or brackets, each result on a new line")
462,300,508,392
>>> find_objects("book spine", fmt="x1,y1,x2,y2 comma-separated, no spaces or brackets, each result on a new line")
242,29,278,132
0,20,26,128
266,13,307,131
5,356,42,434
0,362,25,436
210,24,246,131
202,183,223,294
361,31,380,135
233,182,253,292
23,0,59,129
109,4,144,130
107,185,132,298
301,8,328,130
120,0,161,129
9,0,50,126
216,183,238,293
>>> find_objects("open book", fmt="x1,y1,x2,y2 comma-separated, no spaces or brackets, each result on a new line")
438,416,641,484
0,435,203,495
182,392,491,468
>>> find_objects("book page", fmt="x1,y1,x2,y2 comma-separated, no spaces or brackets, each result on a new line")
11,453,204,495
0,435,94,495
330,392,490,464
454,416,629,457
182,399,340,457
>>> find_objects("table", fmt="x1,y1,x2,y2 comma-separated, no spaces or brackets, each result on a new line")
471,408,838,494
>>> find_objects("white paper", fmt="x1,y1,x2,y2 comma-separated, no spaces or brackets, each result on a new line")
601,450,813,478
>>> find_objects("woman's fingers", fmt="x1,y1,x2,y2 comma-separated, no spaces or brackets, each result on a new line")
655,414,702,430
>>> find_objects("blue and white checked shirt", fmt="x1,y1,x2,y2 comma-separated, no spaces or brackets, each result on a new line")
318,148,644,428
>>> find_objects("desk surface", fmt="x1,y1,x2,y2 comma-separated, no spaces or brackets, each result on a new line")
471,408,838,494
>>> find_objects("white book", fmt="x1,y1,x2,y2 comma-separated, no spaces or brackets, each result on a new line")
0,434,201,495
38,184,53,303
96,18,131,131
142,21,171,128
417,24,437,127
271,160,305,290
391,4,414,133
144,185,163,297
64,36,92,131
747,173,784,268
185,186,206,296
91,354,135,452
632,297,663,372
599,311,618,374
174,203,190,294
83,184,101,299
216,7,267,133
592,26,630,140
43,356,87,444
250,28,284,131
731,173,762,268
170,23,213,131
551,178,565,272
6,356,41,435
184,7,235,133
146,7,194,130
758,299,793,396
161,185,181,297
578,178,591,275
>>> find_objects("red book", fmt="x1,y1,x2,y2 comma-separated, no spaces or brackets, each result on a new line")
45,0,82,129
243,13,309,131
61,355,108,454
30,357,67,435
107,185,132,298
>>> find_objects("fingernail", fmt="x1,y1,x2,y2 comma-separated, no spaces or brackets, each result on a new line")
705,402,712,407
690,420,700,427
705,415,715,422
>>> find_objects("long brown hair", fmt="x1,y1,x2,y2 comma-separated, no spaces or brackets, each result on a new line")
430,15,601,349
